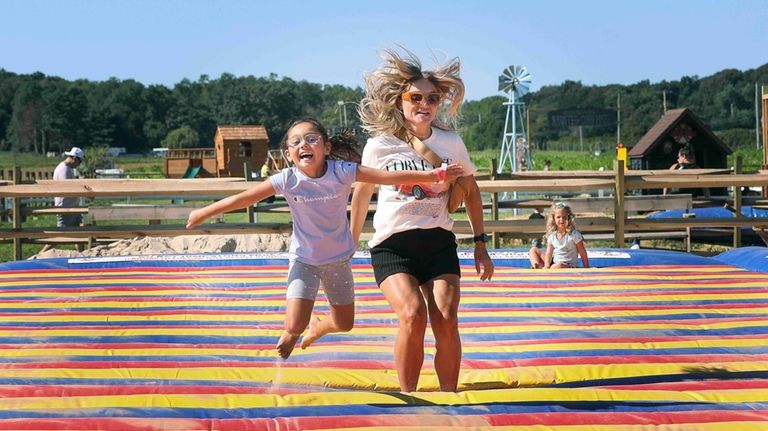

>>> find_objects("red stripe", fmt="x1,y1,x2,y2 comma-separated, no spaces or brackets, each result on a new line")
602,380,768,391
0,411,766,430
0,384,312,398
4,352,767,371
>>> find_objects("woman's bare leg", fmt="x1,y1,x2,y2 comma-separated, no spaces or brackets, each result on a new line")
380,273,428,392
422,275,461,391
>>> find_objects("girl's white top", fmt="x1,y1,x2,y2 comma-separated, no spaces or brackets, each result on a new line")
547,229,584,267
270,160,357,265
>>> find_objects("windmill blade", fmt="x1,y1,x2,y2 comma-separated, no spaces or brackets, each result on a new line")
498,65,532,95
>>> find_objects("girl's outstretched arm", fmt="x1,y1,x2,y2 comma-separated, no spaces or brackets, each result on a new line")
355,164,464,185
187,179,277,229
576,240,590,268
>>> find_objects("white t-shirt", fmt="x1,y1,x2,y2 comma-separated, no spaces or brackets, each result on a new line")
270,160,357,266
360,127,477,247
547,229,584,267
53,160,78,208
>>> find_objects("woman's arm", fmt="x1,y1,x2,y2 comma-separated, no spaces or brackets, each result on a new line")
463,175,494,281
355,164,464,185
187,179,276,229
576,240,589,268
350,182,376,244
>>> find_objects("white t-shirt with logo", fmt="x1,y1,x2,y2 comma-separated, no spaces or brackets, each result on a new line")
547,229,584,267
270,160,357,266
360,127,477,248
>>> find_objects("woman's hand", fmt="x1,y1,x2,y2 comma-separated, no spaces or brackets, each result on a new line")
474,242,494,281
443,164,465,183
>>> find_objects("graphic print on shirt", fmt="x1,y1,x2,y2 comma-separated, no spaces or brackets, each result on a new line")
384,157,451,205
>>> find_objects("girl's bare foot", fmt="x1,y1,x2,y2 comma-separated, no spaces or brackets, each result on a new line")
276,332,300,359
300,316,323,349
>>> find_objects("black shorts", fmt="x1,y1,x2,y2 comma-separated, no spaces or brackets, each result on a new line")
370,227,460,285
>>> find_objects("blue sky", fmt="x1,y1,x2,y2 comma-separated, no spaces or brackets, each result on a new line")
2,0,766,101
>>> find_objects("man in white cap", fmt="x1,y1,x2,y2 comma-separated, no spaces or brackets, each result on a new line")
41,147,86,253
53,146,85,227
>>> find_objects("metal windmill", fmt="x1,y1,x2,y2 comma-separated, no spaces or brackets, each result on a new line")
497,65,532,174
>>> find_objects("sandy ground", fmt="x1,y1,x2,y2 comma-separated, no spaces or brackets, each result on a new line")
29,234,292,259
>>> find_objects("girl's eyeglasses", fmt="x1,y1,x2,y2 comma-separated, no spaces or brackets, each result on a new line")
287,133,323,148
401,92,442,106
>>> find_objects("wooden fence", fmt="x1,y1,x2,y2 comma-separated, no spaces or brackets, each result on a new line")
1,159,767,260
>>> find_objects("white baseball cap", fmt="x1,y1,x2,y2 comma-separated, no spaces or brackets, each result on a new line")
64,147,85,160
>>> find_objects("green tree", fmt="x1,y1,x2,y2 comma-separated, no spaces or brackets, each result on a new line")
162,126,199,149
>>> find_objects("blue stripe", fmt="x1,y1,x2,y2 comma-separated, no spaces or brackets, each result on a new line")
3,346,768,364
1,401,766,419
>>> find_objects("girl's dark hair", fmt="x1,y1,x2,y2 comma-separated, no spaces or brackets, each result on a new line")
280,118,361,163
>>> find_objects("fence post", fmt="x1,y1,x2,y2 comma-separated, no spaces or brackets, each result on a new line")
12,166,22,260
244,162,255,224
733,156,742,248
490,159,499,249
613,160,625,248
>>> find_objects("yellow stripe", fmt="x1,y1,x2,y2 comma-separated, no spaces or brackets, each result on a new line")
307,424,768,431
2,319,766,337
3,337,766,358
4,307,766,323
2,384,768,410
0,293,765,310
0,361,766,392
4,281,767,298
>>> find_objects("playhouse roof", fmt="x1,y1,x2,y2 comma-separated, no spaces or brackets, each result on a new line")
215,125,269,141
628,108,731,157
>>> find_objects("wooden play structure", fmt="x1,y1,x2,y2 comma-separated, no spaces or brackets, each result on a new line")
162,125,271,178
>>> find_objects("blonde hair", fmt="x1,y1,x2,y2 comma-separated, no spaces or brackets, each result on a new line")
359,48,464,140
545,202,576,237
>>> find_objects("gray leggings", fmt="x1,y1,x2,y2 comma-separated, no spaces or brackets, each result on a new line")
286,259,355,305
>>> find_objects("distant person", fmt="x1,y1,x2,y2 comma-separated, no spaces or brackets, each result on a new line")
543,159,551,171
529,202,589,269
259,156,275,203
664,145,710,197
41,147,85,253
186,118,464,360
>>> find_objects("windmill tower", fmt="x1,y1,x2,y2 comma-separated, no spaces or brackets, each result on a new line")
497,65,532,174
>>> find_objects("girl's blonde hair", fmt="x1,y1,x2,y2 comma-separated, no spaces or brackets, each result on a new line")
545,202,576,236
359,48,464,140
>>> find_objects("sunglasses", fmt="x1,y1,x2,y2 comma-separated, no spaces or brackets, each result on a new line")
286,133,323,148
553,201,568,208
401,92,442,106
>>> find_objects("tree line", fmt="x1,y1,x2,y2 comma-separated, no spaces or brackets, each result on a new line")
1,62,766,156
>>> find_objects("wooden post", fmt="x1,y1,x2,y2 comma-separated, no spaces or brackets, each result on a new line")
244,162,255,224
12,166,22,260
613,159,625,248
733,156,742,248
490,159,499,249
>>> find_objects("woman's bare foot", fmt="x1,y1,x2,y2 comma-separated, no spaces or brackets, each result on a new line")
276,331,300,359
300,316,322,349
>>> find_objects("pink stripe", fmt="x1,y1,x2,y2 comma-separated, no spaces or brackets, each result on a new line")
0,411,766,430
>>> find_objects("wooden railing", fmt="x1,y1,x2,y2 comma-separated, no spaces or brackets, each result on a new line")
1,159,767,260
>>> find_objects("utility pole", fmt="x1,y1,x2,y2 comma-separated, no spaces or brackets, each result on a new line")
616,93,621,144
756,83,761,150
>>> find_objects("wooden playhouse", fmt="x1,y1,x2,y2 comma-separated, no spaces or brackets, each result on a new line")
163,125,270,178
